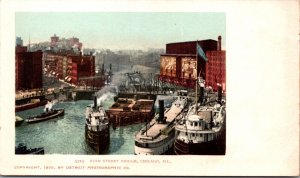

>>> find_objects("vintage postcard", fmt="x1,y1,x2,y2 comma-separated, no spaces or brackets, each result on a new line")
0,0,299,176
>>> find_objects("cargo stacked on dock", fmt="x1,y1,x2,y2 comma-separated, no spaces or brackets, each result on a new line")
106,93,155,127
85,97,110,154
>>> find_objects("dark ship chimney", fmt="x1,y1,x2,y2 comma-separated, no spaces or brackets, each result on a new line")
102,63,105,75
158,100,164,123
217,84,222,102
199,85,204,105
218,36,222,51
94,96,97,109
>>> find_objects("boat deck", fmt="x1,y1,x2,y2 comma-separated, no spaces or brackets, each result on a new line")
137,97,187,140
145,123,167,138
165,103,184,122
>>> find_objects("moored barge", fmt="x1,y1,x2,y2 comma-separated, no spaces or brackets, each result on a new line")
106,93,155,127
15,98,48,112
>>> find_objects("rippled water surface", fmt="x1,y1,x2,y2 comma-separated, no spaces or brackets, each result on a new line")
15,96,174,155
15,100,144,155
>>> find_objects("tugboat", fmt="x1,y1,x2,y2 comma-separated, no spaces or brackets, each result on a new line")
174,79,226,155
15,143,44,154
85,96,110,154
134,93,188,155
26,101,64,123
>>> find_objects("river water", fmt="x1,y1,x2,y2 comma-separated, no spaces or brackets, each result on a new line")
15,96,175,155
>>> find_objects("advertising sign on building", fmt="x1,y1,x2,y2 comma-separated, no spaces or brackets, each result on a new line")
160,56,176,77
181,57,197,80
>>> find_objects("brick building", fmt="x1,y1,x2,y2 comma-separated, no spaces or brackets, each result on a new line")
44,52,59,75
66,53,96,86
51,34,59,46
159,36,226,90
15,45,27,53
166,39,217,79
159,39,218,88
50,34,82,50
44,51,96,86
15,48,43,91
205,50,226,91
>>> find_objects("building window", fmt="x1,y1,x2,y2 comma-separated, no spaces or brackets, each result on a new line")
190,122,193,126
195,122,198,126
200,133,202,137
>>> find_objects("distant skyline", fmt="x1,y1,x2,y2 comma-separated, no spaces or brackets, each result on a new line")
15,12,226,50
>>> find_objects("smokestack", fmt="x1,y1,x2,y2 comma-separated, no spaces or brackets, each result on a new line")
217,84,222,102
199,85,204,105
158,100,164,123
109,64,112,71
218,36,222,51
94,96,97,109
101,63,105,75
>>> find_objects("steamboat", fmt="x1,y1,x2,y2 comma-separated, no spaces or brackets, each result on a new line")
26,101,64,123
174,81,226,155
15,143,44,154
134,93,188,155
85,97,110,154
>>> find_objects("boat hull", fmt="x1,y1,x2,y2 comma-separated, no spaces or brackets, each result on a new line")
175,115,226,155
15,120,24,126
26,109,64,123
174,136,225,155
85,125,110,154
15,100,48,112
134,137,175,155
15,144,44,155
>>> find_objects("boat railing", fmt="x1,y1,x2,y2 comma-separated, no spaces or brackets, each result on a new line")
86,122,108,132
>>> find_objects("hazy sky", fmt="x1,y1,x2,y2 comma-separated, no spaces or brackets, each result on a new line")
16,12,226,50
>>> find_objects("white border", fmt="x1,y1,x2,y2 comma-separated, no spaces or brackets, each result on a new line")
0,0,299,176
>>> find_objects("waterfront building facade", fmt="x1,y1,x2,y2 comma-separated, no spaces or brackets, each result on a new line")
205,50,226,91
15,49,43,91
67,53,95,85
159,36,225,91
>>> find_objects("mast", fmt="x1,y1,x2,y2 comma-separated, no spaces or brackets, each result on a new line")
195,41,198,114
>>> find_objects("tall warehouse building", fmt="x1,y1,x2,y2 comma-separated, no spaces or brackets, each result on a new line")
160,36,225,91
